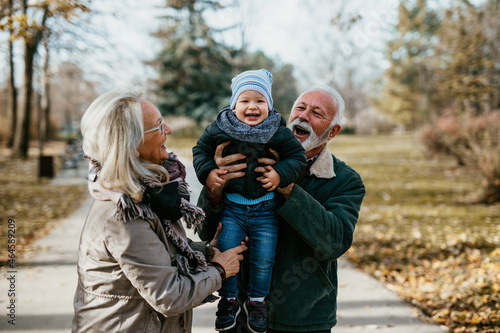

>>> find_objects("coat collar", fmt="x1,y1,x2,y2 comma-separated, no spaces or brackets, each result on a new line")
309,144,336,179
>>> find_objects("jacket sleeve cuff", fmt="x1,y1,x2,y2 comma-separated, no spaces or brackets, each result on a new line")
208,262,226,282
206,187,223,207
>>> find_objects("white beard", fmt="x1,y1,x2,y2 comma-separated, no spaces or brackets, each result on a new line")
288,119,333,152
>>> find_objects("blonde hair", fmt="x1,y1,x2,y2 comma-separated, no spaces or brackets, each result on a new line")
81,87,169,202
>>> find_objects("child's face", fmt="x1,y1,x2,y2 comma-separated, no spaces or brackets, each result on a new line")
233,90,269,126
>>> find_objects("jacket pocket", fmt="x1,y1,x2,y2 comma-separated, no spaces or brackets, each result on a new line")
268,261,336,325
144,309,161,333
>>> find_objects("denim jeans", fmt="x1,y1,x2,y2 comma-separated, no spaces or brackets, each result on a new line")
218,198,278,299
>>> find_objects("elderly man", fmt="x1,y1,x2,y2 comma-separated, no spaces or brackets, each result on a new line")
198,86,366,333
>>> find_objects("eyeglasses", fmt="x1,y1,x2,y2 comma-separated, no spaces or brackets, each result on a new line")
144,118,164,134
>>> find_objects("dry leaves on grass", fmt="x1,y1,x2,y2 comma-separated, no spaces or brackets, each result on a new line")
336,134,500,333
0,149,87,264
349,230,500,332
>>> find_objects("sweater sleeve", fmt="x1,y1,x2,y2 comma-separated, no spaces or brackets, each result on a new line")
104,217,221,317
196,186,223,242
192,123,219,185
271,127,307,187
277,169,365,260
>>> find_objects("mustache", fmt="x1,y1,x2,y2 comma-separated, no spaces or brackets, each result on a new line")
288,119,314,133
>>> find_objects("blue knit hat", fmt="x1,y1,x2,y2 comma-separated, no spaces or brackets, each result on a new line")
229,69,273,111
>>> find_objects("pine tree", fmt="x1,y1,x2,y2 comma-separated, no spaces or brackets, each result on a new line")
152,0,235,124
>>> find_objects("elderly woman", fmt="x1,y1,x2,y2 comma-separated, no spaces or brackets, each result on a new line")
72,87,247,332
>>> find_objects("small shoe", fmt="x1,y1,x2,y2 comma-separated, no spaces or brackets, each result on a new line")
215,298,241,331
244,300,267,333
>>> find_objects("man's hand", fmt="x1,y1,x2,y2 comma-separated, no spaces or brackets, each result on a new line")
215,141,247,174
255,147,278,175
257,147,279,166
209,141,247,196
276,183,294,200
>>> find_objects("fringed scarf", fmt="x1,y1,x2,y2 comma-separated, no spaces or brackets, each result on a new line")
84,152,207,276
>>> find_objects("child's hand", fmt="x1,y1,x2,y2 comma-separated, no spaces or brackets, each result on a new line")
259,165,280,191
206,168,228,196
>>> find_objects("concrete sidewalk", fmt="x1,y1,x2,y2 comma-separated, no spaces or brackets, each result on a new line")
0,158,447,332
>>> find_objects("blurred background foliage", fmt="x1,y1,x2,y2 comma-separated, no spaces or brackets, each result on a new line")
148,0,298,124
0,0,499,331
377,0,500,203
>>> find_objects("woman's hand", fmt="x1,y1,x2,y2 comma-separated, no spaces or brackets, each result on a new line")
209,141,247,196
206,223,222,260
211,242,248,278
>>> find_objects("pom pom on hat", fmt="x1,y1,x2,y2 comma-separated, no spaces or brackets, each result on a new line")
229,69,273,111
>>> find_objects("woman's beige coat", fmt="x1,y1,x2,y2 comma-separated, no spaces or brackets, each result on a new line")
72,199,222,333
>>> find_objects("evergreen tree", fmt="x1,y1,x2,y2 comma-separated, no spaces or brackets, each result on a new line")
152,0,236,124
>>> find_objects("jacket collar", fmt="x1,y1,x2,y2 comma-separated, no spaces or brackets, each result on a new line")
309,144,336,179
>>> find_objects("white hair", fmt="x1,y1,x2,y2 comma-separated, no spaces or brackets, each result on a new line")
81,87,168,202
292,85,345,126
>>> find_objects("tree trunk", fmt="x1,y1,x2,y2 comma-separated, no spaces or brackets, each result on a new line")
11,43,36,158
7,0,17,148
11,2,49,158
7,36,17,148
40,43,50,142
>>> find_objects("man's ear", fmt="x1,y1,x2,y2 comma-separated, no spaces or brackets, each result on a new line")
328,124,342,140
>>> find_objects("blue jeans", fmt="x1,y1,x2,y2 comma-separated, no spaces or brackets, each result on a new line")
218,198,278,299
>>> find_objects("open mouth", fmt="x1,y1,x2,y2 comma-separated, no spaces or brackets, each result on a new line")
294,125,310,136
245,113,260,119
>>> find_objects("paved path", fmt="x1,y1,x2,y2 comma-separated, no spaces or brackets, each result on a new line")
0,158,447,332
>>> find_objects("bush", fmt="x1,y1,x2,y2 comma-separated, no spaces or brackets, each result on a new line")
420,110,500,203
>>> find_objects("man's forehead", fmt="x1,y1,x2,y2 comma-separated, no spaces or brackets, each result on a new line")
299,91,336,111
